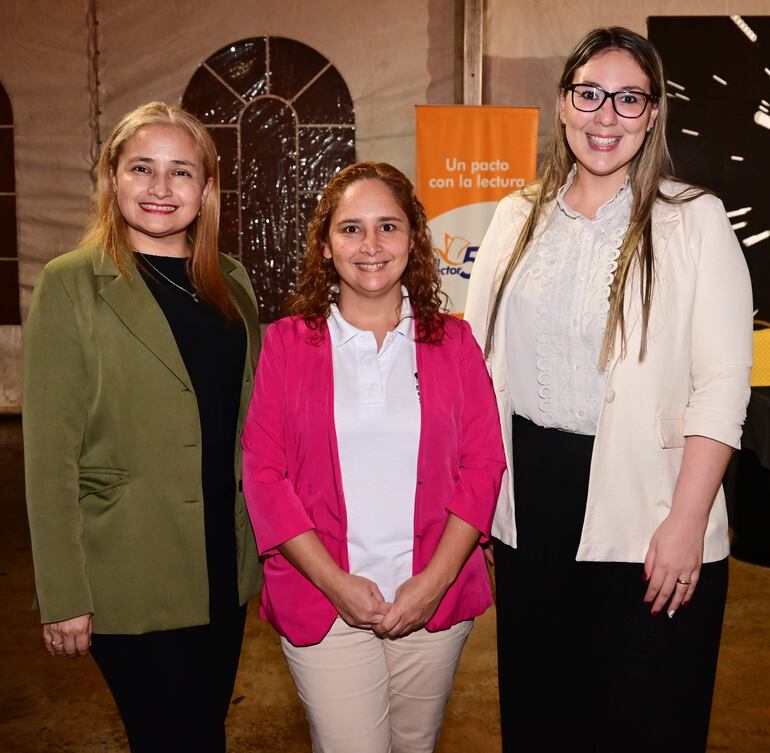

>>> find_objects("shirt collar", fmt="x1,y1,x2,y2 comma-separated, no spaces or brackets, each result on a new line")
328,286,413,348
556,163,632,221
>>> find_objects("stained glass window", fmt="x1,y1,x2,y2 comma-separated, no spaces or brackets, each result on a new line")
0,81,19,325
183,37,356,322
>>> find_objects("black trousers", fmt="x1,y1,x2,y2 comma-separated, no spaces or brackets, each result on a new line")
495,416,728,753
91,605,247,753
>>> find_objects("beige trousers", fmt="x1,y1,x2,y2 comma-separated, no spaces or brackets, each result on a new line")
281,617,473,753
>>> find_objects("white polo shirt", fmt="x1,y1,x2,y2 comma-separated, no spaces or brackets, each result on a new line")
327,293,421,602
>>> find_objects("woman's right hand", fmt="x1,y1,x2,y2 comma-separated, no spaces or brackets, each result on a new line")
43,613,92,658
278,531,392,629
324,572,391,629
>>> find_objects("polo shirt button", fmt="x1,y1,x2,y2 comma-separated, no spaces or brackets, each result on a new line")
606,388,616,403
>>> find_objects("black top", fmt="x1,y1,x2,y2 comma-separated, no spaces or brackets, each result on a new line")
137,253,246,619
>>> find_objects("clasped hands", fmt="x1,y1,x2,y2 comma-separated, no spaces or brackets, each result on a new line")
326,570,447,639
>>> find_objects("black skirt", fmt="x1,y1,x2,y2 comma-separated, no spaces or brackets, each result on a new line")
494,415,728,753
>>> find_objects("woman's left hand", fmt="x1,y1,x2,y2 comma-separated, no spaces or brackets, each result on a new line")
374,571,448,639
643,510,707,617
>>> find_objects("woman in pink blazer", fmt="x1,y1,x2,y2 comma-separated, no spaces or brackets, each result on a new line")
242,162,505,753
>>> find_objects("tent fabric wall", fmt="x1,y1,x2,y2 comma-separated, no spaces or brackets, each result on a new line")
0,0,92,410
0,0,455,410
96,0,443,191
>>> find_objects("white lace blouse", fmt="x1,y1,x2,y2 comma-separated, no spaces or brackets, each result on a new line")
505,169,632,435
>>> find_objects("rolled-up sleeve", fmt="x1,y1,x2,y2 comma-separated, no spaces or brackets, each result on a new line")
241,324,315,555
444,321,507,536
683,197,753,448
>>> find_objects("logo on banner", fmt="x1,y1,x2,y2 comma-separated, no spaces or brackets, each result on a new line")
435,233,478,280
429,201,497,311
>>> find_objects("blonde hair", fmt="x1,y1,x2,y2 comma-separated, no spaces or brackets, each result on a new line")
81,101,236,318
485,27,702,365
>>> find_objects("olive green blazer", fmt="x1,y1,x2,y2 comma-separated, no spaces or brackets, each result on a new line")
23,245,262,634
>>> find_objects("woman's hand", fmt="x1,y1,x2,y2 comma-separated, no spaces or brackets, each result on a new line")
374,570,448,639
43,613,92,658
278,531,391,629
375,514,482,639
643,435,734,618
325,572,391,629
643,511,706,617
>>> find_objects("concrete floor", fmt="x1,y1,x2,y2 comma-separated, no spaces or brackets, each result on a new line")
1,414,768,752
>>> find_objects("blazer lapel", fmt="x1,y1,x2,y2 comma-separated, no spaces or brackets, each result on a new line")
607,199,680,373
321,331,346,528
94,249,194,391
221,257,262,444
222,260,260,376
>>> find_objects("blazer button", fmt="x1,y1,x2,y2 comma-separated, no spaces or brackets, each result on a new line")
605,388,616,403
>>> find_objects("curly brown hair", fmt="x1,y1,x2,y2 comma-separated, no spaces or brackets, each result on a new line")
286,162,446,343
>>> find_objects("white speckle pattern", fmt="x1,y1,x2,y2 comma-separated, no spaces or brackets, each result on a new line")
731,15,758,43
743,230,770,248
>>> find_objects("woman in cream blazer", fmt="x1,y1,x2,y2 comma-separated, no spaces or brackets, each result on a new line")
464,27,752,753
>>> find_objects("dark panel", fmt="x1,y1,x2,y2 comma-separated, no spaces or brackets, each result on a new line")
182,65,242,124
208,126,238,191
298,127,356,192
0,195,17,258
0,260,20,324
293,65,355,125
207,38,268,102
268,37,328,99
240,98,298,321
648,16,770,320
0,84,11,125
220,191,239,257
0,128,15,192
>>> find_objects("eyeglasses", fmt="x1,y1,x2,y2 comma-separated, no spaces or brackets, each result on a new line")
564,84,658,119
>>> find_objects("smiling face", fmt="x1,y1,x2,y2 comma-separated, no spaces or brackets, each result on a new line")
322,178,412,310
559,48,657,191
113,123,212,256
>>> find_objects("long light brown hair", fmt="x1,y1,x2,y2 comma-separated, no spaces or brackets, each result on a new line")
485,27,702,365
287,162,446,343
81,101,236,318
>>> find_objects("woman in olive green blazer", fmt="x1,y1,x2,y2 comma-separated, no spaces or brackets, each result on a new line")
23,102,260,753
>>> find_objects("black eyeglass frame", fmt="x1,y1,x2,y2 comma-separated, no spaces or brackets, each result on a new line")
563,83,659,119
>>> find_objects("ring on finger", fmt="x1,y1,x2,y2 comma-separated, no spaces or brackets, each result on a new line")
51,641,63,647
675,578,692,586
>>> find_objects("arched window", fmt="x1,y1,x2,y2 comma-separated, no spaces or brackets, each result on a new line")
183,37,355,322
0,81,19,325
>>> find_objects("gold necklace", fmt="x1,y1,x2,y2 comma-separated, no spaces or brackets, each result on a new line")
137,252,199,303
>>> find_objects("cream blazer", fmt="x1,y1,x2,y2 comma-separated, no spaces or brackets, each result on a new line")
464,182,753,563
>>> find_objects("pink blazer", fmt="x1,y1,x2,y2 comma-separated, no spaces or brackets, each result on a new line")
242,314,505,646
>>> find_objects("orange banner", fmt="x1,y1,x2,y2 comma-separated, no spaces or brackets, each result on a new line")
416,105,538,314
